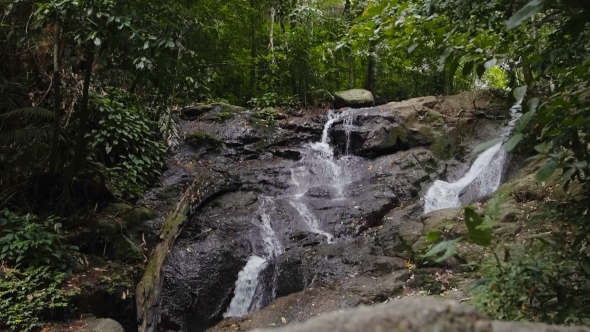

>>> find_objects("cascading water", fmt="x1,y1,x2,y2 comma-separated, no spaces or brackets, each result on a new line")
223,256,268,317
288,200,334,243
289,110,358,240
225,110,358,317
423,104,522,213
224,198,283,317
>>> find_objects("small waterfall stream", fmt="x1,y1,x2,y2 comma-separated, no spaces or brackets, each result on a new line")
423,104,522,213
224,198,283,317
225,110,356,317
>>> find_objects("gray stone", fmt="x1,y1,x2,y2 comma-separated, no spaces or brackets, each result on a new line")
84,318,125,332
251,297,590,332
334,89,374,109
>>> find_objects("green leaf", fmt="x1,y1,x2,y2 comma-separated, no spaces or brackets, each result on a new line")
462,61,475,77
407,43,418,54
503,133,523,152
439,47,453,66
513,86,527,101
536,158,558,183
506,0,544,31
473,137,504,153
476,63,486,78
533,143,546,153
464,207,492,246
357,2,387,21
423,238,461,262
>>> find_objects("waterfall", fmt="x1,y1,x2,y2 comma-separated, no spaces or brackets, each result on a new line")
225,110,357,317
290,110,356,198
224,198,283,317
223,256,268,317
423,104,522,213
289,110,357,237
289,199,334,243
424,144,506,213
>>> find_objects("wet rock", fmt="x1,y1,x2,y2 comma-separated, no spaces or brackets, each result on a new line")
159,233,251,331
211,287,362,331
304,186,338,198
269,147,302,160
333,89,374,109
249,297,590,332
84,318,125,332
181,104,216,120
330,96,444,157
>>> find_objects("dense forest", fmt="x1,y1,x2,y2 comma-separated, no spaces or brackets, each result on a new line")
0,0,589,331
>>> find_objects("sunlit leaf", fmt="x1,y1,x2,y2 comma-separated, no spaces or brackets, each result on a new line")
503,133,523,152
513,86,527,101
484,58,497,70
506,0,544,31
473,137,504,153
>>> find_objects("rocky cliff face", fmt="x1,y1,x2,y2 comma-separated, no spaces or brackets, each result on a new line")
137,91,512,332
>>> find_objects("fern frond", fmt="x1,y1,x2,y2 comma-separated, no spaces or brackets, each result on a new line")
0,125,52,144
0,107,54,121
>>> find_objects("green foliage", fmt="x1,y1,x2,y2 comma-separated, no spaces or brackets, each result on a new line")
471,244,590,324
0,210,78,270
423,237,461,262
254,107,281,122
89,90,166,200
464,207,493,246
482,67,509,90
0,266,73,332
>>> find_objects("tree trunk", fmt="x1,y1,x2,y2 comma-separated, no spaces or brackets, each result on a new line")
344,0,354,89
364,44,377,94
249,0,257,99
136,172,237,332
49,22,61,173
269,6,276,65
63,50,94,195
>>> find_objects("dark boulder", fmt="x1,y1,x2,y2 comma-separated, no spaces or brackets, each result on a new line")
158,233,251,332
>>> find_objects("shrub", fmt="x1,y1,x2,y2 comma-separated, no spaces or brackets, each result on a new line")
89,90,167,200
0,210,78,270
0,266,72,332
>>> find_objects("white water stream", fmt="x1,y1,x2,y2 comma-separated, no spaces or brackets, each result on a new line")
423,104,522,213
225,110,356,317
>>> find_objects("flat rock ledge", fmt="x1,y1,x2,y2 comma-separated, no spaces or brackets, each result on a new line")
252,297,590,332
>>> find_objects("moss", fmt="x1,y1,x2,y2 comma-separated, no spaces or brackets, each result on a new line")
431,134,453,160
114,235,143,263
187,131,223,150
384,125,409,147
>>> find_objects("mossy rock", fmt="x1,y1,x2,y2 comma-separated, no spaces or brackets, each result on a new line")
383,124,409,148
421,207,465,235
211,104,246,121
88,218,120,238
333,89,374,109
102,203,158,229
187,131,223,150
114,235,144,263
431,134,453,160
